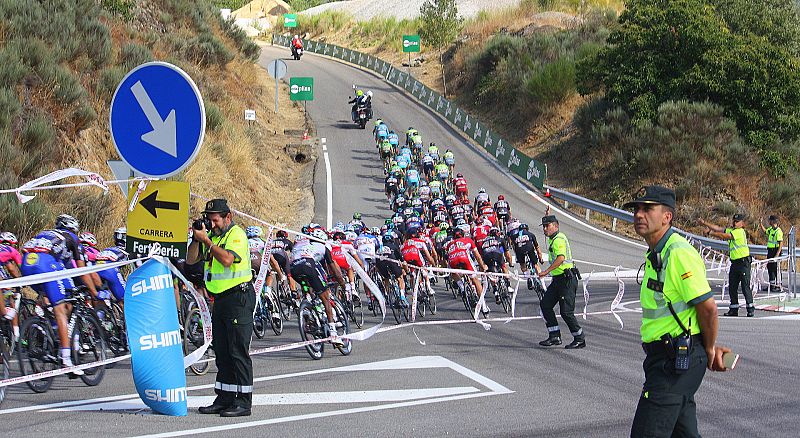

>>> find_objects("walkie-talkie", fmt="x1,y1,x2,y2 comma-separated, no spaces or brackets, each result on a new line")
674,317,691,373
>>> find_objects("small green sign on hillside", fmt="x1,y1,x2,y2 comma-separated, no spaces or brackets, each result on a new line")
289,77,314,101
402,34,421,53
284,14,297,28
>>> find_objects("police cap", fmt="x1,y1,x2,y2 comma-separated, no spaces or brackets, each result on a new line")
540,215,558,226
202,198,231,214
622,185,676,210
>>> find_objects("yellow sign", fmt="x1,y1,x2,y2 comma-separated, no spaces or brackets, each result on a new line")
126,180,189,258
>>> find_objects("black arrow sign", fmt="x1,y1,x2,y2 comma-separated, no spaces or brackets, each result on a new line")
139,190,180,218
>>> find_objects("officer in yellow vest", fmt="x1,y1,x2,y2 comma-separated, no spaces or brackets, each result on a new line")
538,215,585,349
625,186,731,437
187,199,255,417
699,214,753,317
759,215,783,292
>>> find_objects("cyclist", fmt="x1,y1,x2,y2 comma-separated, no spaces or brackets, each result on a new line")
454,173,468,201
421,153,435,180
478,201,497,226
480,227,514,304
406,168,420,196
79,232,100,264
94,227,130,311
432,222,451,267
512,223,544,290
445,227,489,313
405,127,419,147
289,227,346,344
330,231,364,301
435,161,449,187
443,149,455,173
473,218,492,248
385,172,399,204
354,227,380,298
376,233,406,308
20,214,99,375
350,213,366,234
494,195,511,228
247,226,283,315
429,179,443,198
427,142,439,161
410,133,423,161
379,139,394,166
401,228,436,301
410,196,425,218
474,187,490,206
418,180,432,203
270,229,296,295
373,119,389,144
387,130,400,149
0,240,21,324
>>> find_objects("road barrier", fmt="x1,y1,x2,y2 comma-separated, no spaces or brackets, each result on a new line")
272,34,548,191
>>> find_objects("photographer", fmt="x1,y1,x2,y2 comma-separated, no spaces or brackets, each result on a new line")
187,199,254,418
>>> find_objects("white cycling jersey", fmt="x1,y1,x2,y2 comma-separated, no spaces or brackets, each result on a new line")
291,239,326,264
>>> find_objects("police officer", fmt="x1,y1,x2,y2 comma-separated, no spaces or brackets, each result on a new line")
188,199,255,417
538,215,585,349
759,215,783,292
698,214,753,317
625,186,731,436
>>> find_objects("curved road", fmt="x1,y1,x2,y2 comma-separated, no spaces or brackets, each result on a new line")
257,46,645,271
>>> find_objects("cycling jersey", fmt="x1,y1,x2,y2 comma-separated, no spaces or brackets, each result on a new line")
473,224,491,246
95,246,129,301
330,240,356,270
495,200,510,216
0,244,22,266
355,233,380,262
428,146,439,158
432,209,449,224
446,237,478,271
401,239,426,267
405,216,423,236
407,169,420,184
388,133,399,146
291,239,330,265
475,193,489,204
443,152,455,165
419,186,431,200
21,229,85,305
454,178,468,196
376,241,402,279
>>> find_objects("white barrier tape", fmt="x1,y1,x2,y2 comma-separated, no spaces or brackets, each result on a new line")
0,168,110,203
0,354,131,388
252,227,276,300
162,257,213,369
471,278,491,330
610,266,626,329
128,180,150,212
0,257,147,289
574,259,634,271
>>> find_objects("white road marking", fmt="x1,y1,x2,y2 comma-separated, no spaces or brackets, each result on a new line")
0,356,511,416
45,387,480,412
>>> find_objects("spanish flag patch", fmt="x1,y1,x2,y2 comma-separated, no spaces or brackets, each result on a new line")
681,271,693,280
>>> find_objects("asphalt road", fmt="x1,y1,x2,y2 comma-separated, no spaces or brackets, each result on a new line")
1,46,798,437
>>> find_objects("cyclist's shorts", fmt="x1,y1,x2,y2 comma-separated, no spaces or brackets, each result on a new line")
272,252,289,274
20,252,73,305
403,255,425,268
407,179,419,188
514,245,538,268
423,162,434,172
445,157,455,166
448,255,475,272
289,258,328,295
438,172,449,180
377,259,402,279
98,267,126,301
481,251,505,272
332,254,350,271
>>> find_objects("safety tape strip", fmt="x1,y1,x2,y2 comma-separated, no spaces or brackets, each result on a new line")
0,257,148,289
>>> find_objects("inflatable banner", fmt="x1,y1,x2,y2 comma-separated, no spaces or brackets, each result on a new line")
125,258,187,416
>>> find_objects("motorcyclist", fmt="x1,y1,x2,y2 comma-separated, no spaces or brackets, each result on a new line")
348,89,373,121
290,34,303,57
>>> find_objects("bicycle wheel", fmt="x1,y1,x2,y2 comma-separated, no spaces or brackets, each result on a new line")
253,298,267,339
428,289,437,315
500,279,512,313
0,338,9,406
278,282,293,320
461,282,472,312
269,297,283,336
332,298,352,356
75,314,107,387
183,308,211,376
17,317,57,393
101,304,127,361
298,301,324,360
389,285,402,325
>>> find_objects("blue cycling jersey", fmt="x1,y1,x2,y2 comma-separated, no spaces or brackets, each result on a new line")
388,133,399,145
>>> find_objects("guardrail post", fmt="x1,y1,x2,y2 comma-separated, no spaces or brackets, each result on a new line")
612,217,617,232
564,200,569,209
585,208,591,222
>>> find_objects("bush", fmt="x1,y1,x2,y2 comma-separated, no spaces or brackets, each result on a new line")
50,65,86,105
100,0,135,20
526,58,576,106
97,66,126,100
219,17,261,61
762,174,800,219
71,104,97,133
84,18,113,68
120,43,154,71
0,47,29,88
186,32,234,67
713,200,738,216
0,88,21,132
205,103,225,132
20,114,55,151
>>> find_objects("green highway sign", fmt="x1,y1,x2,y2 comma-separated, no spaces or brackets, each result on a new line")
289,77,314,101
283,14,297,28
402,34,421,53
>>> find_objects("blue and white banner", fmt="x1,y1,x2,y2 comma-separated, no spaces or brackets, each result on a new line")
125,258,187,416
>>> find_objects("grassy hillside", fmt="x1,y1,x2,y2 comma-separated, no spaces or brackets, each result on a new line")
0,0,312,245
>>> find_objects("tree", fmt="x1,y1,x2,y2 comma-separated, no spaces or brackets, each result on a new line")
576,0,800,175
419,0,463,97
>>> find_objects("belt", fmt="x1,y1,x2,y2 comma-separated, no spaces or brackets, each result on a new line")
214,282,250,298
642,334,703,356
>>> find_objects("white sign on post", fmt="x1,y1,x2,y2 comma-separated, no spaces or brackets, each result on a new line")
244,109,256,121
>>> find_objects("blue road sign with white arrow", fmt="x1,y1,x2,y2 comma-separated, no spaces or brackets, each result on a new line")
110,62,205,178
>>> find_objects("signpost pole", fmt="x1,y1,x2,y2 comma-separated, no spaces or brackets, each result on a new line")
275,75,279,113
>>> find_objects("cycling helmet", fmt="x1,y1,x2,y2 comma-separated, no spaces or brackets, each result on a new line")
519,223,529,231
453,227,465,238
55,214,79,233
276,230,288,238
374,119,382,126
301,224,311,234
311,228,328,242
293,34,299,39
382,233,394,244
456,173,463,178
408,126,414,131
79,232,97,247
246,225,263,239
353,212,362,220
479,187,486,193
333,231,346,241
389,130,395,134
334,221,345,230
113,227,127,247
439,222,449,230
0,231,18,246
345,231,357,242
429,142,436,147
380,224,388,233
498,195,505,200
371,226,380,235
420,180,428,186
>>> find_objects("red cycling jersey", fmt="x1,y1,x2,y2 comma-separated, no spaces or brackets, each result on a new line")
454,178,468,197
446,237,477,271
401,239,425,267
0,244,21,266
473,224,490,247
330,241,354,270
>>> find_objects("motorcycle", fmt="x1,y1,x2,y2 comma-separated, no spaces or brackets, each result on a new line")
354,104,369,129
291,45,303,60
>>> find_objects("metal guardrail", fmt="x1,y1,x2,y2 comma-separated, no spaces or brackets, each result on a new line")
544,185,785,257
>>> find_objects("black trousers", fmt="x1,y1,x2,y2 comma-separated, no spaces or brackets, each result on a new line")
631,341,707,438
728,258,753,310
767,247,780,290
212,282,256,408
541,272,583,340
